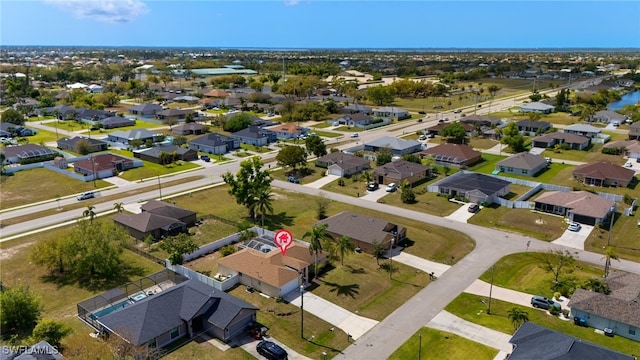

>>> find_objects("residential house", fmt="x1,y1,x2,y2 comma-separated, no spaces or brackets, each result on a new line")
203,89,229,98
372,106,410,120
231,125,277,147
340,104,373,115
519,102,555,114
572,162,635,187
419,143,482,168
532,132,590,150
81,275,257,349
617,79,635,88
508,322,634,360
432,172,511,204
629,122,640,141
495,152,547,177
113,200,196,240
172,123,204,135
156,108,195,122
128,103,163,117
173,95,200,103
534,190,615,225
12,98,40,114
134,145,198,164
218,241,322,297
316,211,406,254
87,84,103,93
459,114,502,127
373,159,431,186
76,108,116,122
563,123,602,138
73,153,140,179
315,152,371,177
98,116,136,129
264,123,306,140
57,136,108,153
0,144,59,165
331,113,374,128
569,271,640,342
603,140,640,159
592,110,628,124
516,119,551,135
107,129,160,145
188,133,239,154
364,137,422,156
0,123,36,137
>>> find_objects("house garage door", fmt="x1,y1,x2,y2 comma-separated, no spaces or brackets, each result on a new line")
572,214,595,226
328,167,344,176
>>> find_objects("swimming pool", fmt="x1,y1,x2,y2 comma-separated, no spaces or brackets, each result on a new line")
129,291,147,302
91,299,133,319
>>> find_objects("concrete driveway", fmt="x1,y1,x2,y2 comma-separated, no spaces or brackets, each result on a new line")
360,188,392,202
305,174,340,189
393,251,451,277
445,202,479,223
102,176,134,188
552,224,594,250
284,290,378,340
464,279,535,309
426,311,512,353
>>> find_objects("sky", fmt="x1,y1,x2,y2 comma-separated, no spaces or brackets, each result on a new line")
1,0,639,49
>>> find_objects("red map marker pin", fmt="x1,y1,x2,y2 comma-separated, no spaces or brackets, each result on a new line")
274,229,293,256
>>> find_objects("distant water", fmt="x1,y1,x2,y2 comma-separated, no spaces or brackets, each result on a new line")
608,90,640,110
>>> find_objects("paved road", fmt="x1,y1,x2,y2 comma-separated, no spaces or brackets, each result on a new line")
426,311,512,353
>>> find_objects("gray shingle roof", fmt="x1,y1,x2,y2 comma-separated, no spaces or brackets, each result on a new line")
141,200,196,220
496,152,546,170
373,159,430,178
109,129,158,140
128,103,162,112
113,212,184,233
136,145,193,158
316,211,404,246
437,173,510,196
509,322,634,360
57,136,107,147
365,136,421,151
563,124,601,133
189,133,233,147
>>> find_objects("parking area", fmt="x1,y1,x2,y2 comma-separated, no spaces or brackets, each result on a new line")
552,224,594,250
360,188,392,202
444,202,481,223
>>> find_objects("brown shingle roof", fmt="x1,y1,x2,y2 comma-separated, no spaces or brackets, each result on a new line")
373,159,430,179
316,211,404,246
630,122,640,137
573,162,635,182
420,143,481,161
569,271,640,328
533,132,589,145
317,152,370,169
535,191,615,219
74,153,132,172
113,212,184,232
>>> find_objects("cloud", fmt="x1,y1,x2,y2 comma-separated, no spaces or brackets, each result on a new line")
284,0,299,6
45,0,149,23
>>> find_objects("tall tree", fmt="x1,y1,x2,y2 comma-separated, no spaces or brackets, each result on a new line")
1,108,26,125
305,135,327,158
0,285,41,334
276,145,307,171
537,249,576,284
507,307,529,331
31,320,72,348
440,122,467,143
302,224,334,275
160,233,198,265
83,205,96,224
222,157,272,219
336,236,355,266
113,202,124,213
252,188,274,227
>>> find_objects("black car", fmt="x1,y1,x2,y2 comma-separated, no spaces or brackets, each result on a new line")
257,340,288,360
200,155,211,162
367,182,379,191
531,296,561,310
287,176,299,184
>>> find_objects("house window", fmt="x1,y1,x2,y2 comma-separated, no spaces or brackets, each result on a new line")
522,169,528,175
147,338,157,349
171,327,180,339
630,326,636,336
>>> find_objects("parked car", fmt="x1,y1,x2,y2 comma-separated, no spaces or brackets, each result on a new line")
531,296,561,310
200,155,211,162
385,183,398,192
624,161,633,168
287,176,299,184
433,105,443,109
367,182,379,191
350,133,359,138
417,118,423,122
453,109,462,113
419,135,427,141
418,111,426,115
460,113,466,117
567,223,581,232
76,191,95,201
438,119,445,123
443,117,449,122
468,203,480,213
256,340,288,360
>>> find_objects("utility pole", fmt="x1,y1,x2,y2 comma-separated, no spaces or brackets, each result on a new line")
604,207,615,278
157,174,162,200
487,265,495,314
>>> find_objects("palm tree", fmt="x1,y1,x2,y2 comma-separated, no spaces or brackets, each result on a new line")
253,189,274,227
83,205,96,224
372,240,386,267
362,171,372,184
603,246,619,278
113,202,124,213
302,224,334,276
336,236,355,266
507,307,529,331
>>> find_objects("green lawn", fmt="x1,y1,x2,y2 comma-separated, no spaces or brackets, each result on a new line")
103,149,202,180
468,207,566,241
389,327,498,360
312,130,342,138
468,138,499,150
312,122,332,129
585,213,640,263
332,126,360,132
0,168,111,209
468,154,508,174
239,143,271,153
23,128,61,144
381,182,462,217
93,120,166,134
477,252,604,298
321,176,370,198
446,293,639,356
269,164,327,184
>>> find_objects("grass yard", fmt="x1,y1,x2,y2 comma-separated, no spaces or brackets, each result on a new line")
239,143,271,153
468,138,499,150
389,327,498,360
268,164,327,185
312,122,332,129
381,184,462,217
228,285,350,359
0,168,111,209
467,154,508,173
321,176,370,198
446,293,639,356
584,213,640,263
332,126,359,133
312,130,342,138
163,340,255,360
311,254,431,320
94,120,166,134
477,252,604,298
468,207,565,241
101,151,202,180
23,128,61,144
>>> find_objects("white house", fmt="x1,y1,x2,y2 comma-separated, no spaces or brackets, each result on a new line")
87,84,104,94
519,102,555,114
372,107,410,120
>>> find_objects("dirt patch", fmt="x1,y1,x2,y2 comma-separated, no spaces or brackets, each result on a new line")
0,241,34,261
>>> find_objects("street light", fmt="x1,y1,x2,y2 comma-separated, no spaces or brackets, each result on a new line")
300,283,305,339
389,237,395,280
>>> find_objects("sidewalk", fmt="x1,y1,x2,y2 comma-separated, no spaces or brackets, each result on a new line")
426,310,512,353
464,279,534,308
392,252,451,277
284,290,378,340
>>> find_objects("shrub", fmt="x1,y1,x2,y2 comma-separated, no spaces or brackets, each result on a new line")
220,245,236,257
549,306,561,316
338,178,345,186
